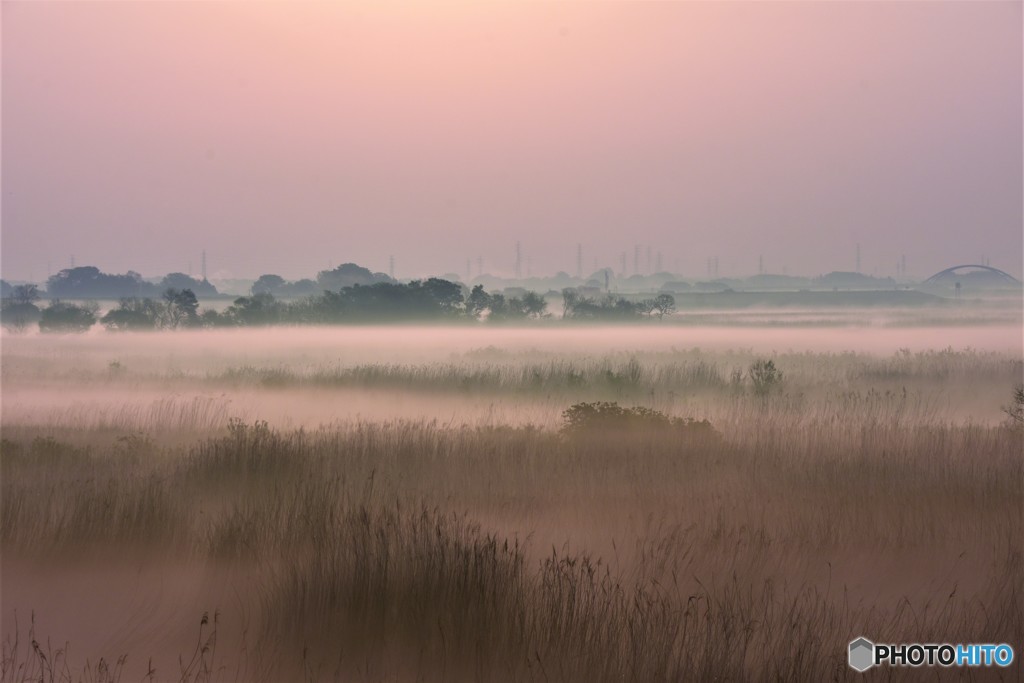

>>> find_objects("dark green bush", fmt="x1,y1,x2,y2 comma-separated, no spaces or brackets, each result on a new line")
561,401,719,442
748,359,784,396
38,300,97,333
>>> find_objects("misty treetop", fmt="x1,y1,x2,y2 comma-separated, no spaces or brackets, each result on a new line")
159,273,218,297
46,266,153,299
251,274,318,297
316,262,394,290
43,266,218,300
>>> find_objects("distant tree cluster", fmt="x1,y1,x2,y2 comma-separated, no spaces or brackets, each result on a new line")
46,267,154,299
101,289,200,331
203,279,479,326
251,274,318,298
316,263,394,291
77,279,553,331
814,272,895,289
0,284,43,331
2,275,686,334
39,300,99,333
45,267,217,299
160,273,218,297
238,264,395,301
466,286,548,321
561,289,675,321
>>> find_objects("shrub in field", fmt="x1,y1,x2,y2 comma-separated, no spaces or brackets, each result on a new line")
748,359,784,396
38,300,98,333
1003,384,1024,426
0,302,41,332
561,401,718,442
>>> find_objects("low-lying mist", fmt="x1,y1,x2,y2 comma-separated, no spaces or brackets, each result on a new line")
2,326,1020,435
4,319,1022,362
2,319,1021,681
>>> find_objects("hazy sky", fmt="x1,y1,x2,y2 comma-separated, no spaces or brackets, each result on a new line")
2,1,1021,282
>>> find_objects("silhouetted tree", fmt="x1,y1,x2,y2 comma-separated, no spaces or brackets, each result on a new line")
100,298,162,331
161,288,200,328
521,291,549,319
1,285,42,331
652,293,676,320
1003,385,1024,426
420,278,464,314
11,284,41,306
252,274,286,296
562,288,642,320
562,288,583,319
224,292,282,326
466,285,490,319
39,300,97,333
465,286,546,321
487,293,510,319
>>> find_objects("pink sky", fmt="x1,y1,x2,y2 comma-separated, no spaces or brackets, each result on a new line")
2,1,1021,282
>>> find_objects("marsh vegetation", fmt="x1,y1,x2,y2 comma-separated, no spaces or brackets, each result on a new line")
1,324,1021,681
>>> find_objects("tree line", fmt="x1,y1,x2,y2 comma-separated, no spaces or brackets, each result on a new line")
1,280,676,333
41,267,219,299
9,262,394,302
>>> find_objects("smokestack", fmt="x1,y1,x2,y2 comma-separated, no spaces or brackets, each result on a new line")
576,244,582,279
515,241,522,279
202,250,208,281
855,244,861,273
389,255,395,279
633,245,640,276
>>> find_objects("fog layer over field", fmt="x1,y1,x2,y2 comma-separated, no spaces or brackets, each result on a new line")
2,323,1020,432
2,321,1021,681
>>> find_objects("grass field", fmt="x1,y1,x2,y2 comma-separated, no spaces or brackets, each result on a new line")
1,324,1021,681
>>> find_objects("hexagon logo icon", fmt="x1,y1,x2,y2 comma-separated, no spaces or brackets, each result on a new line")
849,637,875,672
